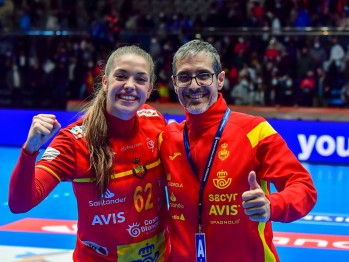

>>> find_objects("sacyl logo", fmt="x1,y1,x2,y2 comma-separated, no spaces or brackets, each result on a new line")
298,134,349,160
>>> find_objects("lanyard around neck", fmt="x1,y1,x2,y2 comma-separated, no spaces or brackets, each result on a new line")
183,108,231,232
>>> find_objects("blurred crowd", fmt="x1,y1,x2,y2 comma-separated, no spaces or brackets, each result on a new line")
1,0,349,109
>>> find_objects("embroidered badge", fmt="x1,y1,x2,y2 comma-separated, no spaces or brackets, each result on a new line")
69,125,85,139
218,143,229,160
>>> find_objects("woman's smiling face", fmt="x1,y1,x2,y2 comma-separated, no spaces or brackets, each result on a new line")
102,53,153,120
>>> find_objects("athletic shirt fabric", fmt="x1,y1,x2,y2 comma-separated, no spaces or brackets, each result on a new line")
9,104,169,261
158,94,317,262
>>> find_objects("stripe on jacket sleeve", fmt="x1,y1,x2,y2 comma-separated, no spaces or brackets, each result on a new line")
247,121,277,148
36,165,61,182
258,222,277,262
158,131,164,150
258,180,276,262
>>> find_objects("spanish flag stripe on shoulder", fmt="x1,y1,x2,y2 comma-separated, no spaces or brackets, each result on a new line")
247,121,277,148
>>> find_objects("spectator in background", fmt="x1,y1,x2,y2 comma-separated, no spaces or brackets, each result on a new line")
6,61,23,107
278,73,296,106
278,49,296,78
27,60,47,107
314,66,330,107
270,68,281,106
227,64,239,89
254,72,265,105
300,70,316,107
341,79,349,107
231,73,253,105
314,3,334,26
262,61,277,106
233,37,249,61
105,8,121,43
19,6,31,32
269,12,282,34
327,36,345,72
309,38,327,70
250,0,265,26
16,46,29,73
293,4,311,28
156,68,171,103
264,37,283,62
296,46,313,80
0,0,14,31
83,59,97,99
45,9,59,30
50,60,69,110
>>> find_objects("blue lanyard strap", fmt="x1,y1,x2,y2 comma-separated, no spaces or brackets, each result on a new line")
183,108,231,231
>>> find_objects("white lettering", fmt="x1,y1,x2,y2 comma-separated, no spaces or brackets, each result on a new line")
294,238,328,247
117,212,126,223
89,197,126,207
333,241,349,249
101,214,111,224
298,134,349,160
302,214,349,223
314,216,333,222
337,137,349,157
144,217,159,225
92,212,125,225
298,134,317,160
273,237,290,245
273,236,349,250
197,239,205,258
92,216,102,225
316,135,336,156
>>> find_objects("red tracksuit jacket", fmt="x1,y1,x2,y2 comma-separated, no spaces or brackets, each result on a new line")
9,105,169,262
159,95,317,262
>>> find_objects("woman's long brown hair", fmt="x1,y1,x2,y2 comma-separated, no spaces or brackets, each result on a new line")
82,45,155,198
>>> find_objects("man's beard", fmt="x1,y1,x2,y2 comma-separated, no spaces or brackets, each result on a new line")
185,102,210,114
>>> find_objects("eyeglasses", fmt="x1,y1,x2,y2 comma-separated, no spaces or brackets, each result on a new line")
173,72,215,87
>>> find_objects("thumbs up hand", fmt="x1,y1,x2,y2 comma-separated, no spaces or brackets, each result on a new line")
242,171,270,222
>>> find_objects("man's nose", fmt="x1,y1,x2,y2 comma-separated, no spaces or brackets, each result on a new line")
188,76,200,89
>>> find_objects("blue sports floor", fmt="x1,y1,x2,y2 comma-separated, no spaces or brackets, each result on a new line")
1,146,349,261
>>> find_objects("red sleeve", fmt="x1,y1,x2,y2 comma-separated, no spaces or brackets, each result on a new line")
259,137,317,222
8,148,60,213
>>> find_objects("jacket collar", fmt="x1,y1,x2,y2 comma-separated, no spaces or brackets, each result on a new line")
185,93,228,137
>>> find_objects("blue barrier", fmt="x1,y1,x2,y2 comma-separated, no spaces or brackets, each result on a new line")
0,109,82,148
1,109,348,165
268,119,349,165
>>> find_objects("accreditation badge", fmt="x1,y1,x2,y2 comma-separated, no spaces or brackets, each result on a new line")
195,233,207,262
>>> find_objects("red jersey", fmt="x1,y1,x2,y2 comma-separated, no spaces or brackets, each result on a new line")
9,104,169,262
159,95,317,262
